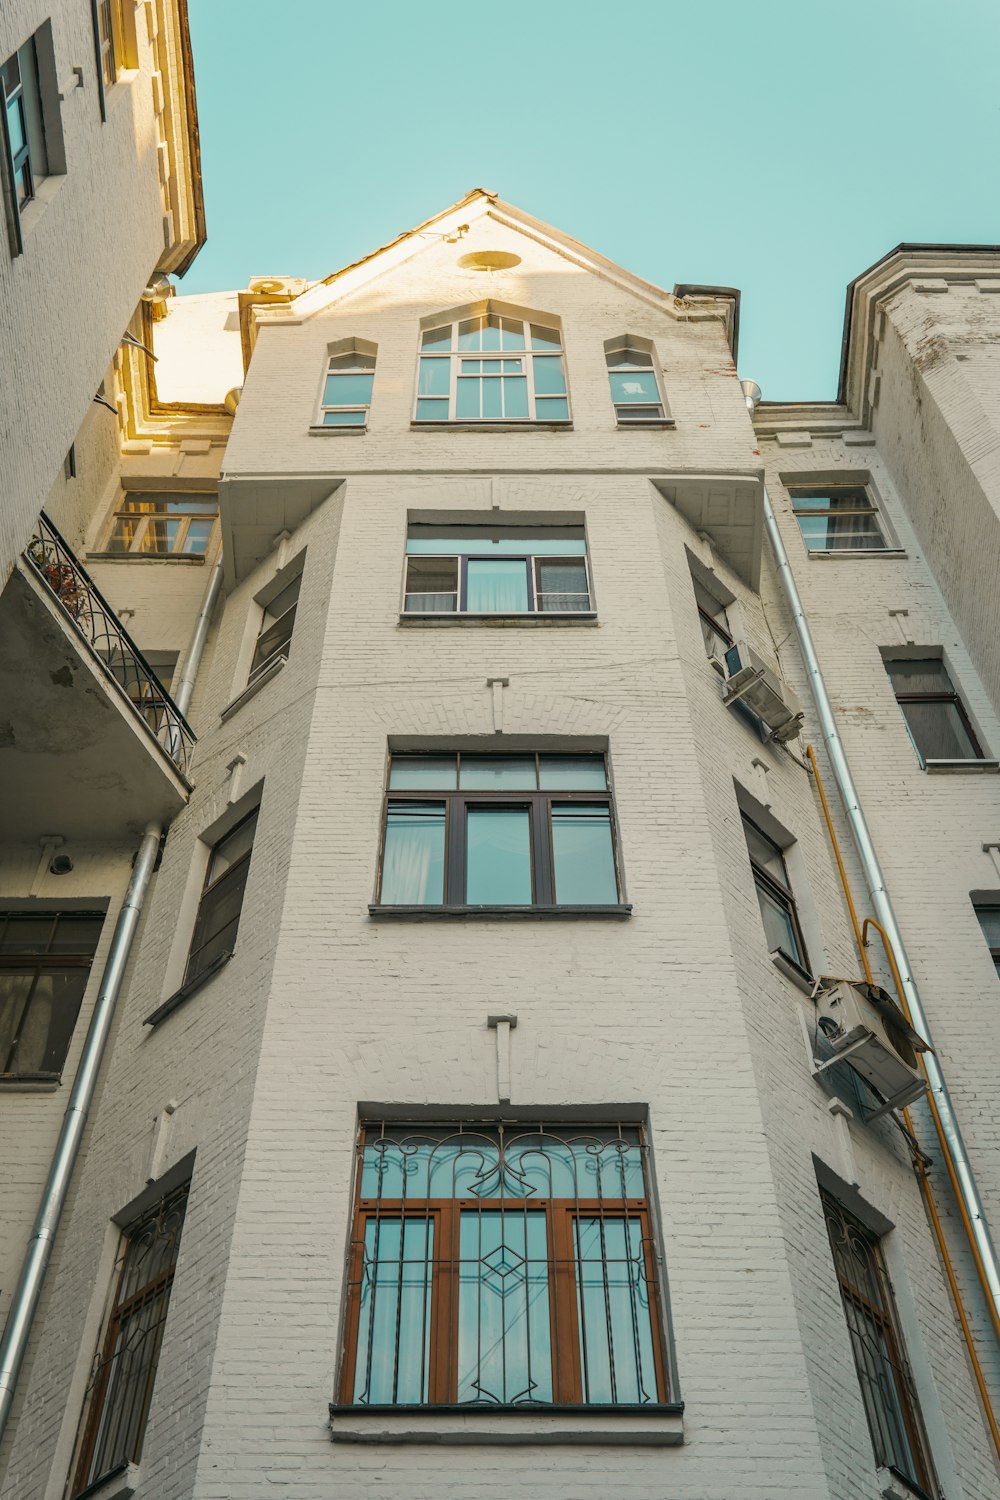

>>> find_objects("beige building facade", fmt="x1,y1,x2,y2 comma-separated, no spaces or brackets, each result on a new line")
1,193,1000,1500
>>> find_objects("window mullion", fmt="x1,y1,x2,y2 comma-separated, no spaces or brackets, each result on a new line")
446,795,464,905
551,1205,582,1402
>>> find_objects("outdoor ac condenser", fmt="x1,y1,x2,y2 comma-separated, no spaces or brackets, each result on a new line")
813,979,930,1113
713,640,805,742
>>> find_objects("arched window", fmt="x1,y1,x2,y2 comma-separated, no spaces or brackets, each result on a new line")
318,338,377,427
604,336,668,424
415,305,569,424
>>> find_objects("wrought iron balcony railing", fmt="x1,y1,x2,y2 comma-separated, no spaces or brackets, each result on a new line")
24,513,195,776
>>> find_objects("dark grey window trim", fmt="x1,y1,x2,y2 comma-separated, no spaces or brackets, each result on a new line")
144,950,232,1028
369,903,632,920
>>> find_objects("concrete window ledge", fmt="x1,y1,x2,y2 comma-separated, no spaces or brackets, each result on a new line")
398,613,598,629
770,950,817,995
308,424,366,435
220,656,287,720
924,758,999,774
329,1404,683,1447
0,1072,61,1092
369,904,632,921
808,549,907,560
876,1466,935,1500
86,552,206,565
410,421,573,434
74,1462,140,1500
144,951,233,1027
616,419,676,430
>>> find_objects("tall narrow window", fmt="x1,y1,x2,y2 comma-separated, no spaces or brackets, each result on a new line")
403,522,592,616
73,1182,189,1495
319,341,376,426
94,0,121,89
0,911,105,1079
787,485,892,553
1,35,47,251
741,814,810,973
248,570,302,686
184,808,259,985
338,1121,669,1408
973,902,1000,981
105,493,219,556
885,656,984,765
691,577,733,658
415,308,569,423
604,337,667,424
820,1192,937,1496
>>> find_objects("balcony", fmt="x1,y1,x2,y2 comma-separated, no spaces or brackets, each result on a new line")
0,515,194,841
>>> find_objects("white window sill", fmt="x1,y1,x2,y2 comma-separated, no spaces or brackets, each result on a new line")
398,613,598,628
616,419,676,430
806,549,906,560
924,758,999,774
74,1461,140,1500
770,949,816,995
308,424,366,435
410,421,573,432
329,1404,683,1447
370,903,632,920
17,171,65,239
876,1466,936,1500
220,656,287,720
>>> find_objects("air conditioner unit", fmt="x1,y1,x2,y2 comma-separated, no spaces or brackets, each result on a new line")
712,639,804,741
813,979,930,1114
246,276,308,297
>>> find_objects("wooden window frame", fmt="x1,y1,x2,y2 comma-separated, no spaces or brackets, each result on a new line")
741,813,810,974
0,911,105,1078
104,492,220,558
338,1125,669,1409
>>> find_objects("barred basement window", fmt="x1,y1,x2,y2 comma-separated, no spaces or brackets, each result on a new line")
184,807,258,984
0,911,105,1079
403,521,592,616
820,1192,938,1497
338,1121,669,1407
415,307,569,423
72,1182,189,1495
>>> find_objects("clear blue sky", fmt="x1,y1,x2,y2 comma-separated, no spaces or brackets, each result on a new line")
184,0,1000,400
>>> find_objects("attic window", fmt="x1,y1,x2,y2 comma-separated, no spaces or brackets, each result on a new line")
415,307,569,424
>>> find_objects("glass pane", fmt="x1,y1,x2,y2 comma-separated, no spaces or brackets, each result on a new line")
616,404,664,421
48,915,105,953
138,519,180,554
456,379,481,420
754,881,803,964
886,658,953,695
459,756,536,789
207,811,258,884
415,398,448,422
575,1217,658,1403
481,315,502,352
500,318,525,349
417,358,449,397
2,915,55,953
467,558,529,612
353,1218,433,1404
796,514,886,551
530,324,561,350
421,326,451,352
533,357,566,395
535,397,569,421
0,971,89,1074
502,377,528,418
609,370,659,404
457,317,484,351
481,378,502,420
538,756,607,790
6,96,25,154
182,520,213,555
404,556,458,612
976,907,1000,946
388,757,457,789
406,526,585,557
606,346,653,369
790,486,874,512
535,559,589,611
551,806,617,904
381,803,446,905
324,372,374,407
0,973,33,1071
322,409,366,425
457,1210,552,1404
466,808,532,905
741,817,789,886
898,700,979,761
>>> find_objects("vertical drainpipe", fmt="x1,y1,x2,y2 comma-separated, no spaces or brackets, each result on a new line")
743,379,1000,1337
0,546,223,1446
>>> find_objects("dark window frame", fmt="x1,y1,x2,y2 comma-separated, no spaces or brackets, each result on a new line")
337,1120,670,1409
377,752,621,909
741,813,810,974
820,1191,937,1497
184,808,258,985
248,572,301,686
886,657,984,764
973,902,1000,981
104,492,220,557
72,1181,189,1495
0,911,105,1078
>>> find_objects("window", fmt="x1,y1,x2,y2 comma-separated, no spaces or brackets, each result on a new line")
741,814,810,973
248,572,301,685
885,656,984,764
319,341,376,426
604,337,667,423
338,1120,669,1407
105,493,219,556
820,1192,937,1497
787,485,892,553
377,752,622,909
73,1181,189,1495
1,35,46,251
974,903,1000,981
415,309,569,423
403,522,592,616
93,0,127,91
691,578,733,657
0,911,105,1079
184,808,258,985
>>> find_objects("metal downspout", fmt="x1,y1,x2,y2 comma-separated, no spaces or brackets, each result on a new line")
0,545,223,1446
752,449,1000,1336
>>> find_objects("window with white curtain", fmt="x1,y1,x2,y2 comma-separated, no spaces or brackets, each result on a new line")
402,521,592,616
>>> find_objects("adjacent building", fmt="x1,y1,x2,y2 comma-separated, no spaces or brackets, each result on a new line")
1,190,999,1500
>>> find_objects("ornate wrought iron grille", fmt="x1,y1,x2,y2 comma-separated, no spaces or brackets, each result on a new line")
338,1121,668,1408
24,513,195,775
73,1182,189,1494
820,1192,938,1497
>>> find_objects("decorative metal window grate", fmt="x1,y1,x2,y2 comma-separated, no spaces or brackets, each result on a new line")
73,1182,189,1494
338,1121,668,1408
821,1192,937,1497
24,513,195,775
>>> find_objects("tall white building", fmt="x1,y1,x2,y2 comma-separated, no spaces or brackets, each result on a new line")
2,192,1000,1500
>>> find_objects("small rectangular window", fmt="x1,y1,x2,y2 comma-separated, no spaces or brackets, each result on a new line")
105,493,219,557
403,523,592,617
787,485,892,553
741,814,810,973
319,345,376,426
72,1182,189,1494
605,339,667,423
337,1120,669,1408
973,902,1000,981
248,572,301,686
820,1191,937,1496
0,911,105,1078
377,752,621,909
184,808,258,984
885,656,984,764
